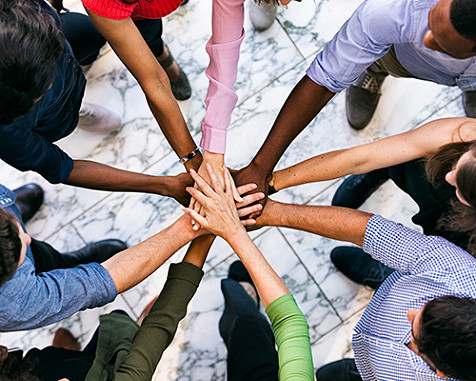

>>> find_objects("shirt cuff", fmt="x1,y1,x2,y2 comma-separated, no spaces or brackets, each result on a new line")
168,262,204,288
200,122,227,154
305,56,346,93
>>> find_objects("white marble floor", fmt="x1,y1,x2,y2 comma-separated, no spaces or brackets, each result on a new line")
0,0,466,379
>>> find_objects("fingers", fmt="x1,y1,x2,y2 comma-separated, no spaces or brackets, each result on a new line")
240,218,257,226
237,203,262,217
225,168,243,202
183,208,207,228
236,183,257,196
186,186,209,208
238,192,265,208
205,163,224,195
189,169,217,198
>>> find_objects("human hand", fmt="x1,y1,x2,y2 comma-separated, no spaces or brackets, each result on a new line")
189,152,242,225
184,165,261,240
232,163,272,218
165,172,194,206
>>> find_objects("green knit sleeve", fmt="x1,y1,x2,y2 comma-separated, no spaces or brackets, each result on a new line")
114,262,204,381
265,294,314,381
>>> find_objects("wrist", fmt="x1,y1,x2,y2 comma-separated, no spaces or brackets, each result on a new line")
184,152,203,172
203,151,225,166
222,225,248,247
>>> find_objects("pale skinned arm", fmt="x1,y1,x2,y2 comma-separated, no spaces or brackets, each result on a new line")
257,199,372,247
272,117,476,191
85,10,202,171
102,181,264,293
184,166,289,308
102,215,200,293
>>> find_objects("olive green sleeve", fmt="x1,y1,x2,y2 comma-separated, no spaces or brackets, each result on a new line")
115,262,203,381
265,294,314,381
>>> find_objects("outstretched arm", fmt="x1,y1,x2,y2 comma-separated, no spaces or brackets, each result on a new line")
184,166,314,381
258,199,372,247
233,76,334,205
114,233,215,380
272,117,476,192
66,160,193,205
85,10,202,171
101,214,201,294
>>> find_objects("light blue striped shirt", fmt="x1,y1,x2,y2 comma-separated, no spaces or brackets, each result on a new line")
306,0,476,93
353,215,476,380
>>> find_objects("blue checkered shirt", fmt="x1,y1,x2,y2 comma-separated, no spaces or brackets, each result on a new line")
353,215,476,381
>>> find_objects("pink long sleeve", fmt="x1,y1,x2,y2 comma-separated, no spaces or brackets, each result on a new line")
200,0,245,154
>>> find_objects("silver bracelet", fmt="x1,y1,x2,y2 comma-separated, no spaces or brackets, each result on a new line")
179,147,201,164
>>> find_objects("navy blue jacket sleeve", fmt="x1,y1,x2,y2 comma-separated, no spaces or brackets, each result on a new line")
0,117,74,184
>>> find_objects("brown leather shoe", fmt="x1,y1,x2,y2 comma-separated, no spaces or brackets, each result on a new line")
52,328,80,351
346,70,387,130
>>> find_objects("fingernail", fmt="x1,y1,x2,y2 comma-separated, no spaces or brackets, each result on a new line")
257,204,262,209
191,219,195,225
238,197,244,202
193,225,200,231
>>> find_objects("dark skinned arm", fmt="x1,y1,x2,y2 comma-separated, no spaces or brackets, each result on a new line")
233,76,335,208
65,160,193,206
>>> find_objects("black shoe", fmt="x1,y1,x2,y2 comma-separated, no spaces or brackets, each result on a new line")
463,90,476,118
63,239,127,266
228,260,259,307
331,170,389,208
330,246,394,290
316,359,362,381
13,183,44,224
346,71,387,130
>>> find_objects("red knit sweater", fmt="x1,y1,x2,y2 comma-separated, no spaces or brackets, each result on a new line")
82,0,182,20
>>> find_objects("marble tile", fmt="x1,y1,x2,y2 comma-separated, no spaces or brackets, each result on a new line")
153,229,342,380
311,310,364,369
1,0,468,377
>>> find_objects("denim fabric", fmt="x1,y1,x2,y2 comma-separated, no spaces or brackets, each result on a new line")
0,184,117,332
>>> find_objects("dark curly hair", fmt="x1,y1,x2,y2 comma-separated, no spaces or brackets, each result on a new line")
0,209,22,287
0,0,65,125
414,296,476,381
450,0,476,47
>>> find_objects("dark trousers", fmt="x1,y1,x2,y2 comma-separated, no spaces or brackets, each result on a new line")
376,159,468,249
59,12,165,66
219,279,279,381
30,239,79,274
24,310,129,381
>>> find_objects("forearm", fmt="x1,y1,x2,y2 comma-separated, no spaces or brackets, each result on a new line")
102,217,200,293
273,149,351,191
182,234,216,268
147,97,202,171
226,231,290,308
66,160,176,195
259,201,372,247
250,76,335,176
